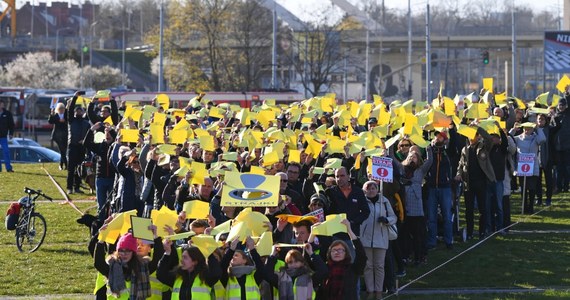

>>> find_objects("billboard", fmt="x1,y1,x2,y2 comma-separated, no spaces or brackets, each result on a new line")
544,31,570,73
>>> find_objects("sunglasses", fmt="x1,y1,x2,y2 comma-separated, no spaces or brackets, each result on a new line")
400,144,411,148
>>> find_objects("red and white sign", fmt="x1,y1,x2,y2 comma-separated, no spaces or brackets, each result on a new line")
517,153,535,177
371,156,393,183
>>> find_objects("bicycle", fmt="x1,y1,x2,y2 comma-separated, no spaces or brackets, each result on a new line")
15,187,52,253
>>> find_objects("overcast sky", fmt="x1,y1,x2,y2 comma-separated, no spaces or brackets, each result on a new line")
277,0,564,24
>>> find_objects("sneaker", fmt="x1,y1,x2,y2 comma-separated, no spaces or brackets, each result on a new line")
67,189,74,194
396,270,406,277
74,188,84,194
7,169,13,172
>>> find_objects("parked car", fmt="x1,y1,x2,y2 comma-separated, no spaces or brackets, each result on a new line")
0,145,61,163
8,138,42,147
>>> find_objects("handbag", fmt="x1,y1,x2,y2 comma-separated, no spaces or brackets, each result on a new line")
384,202,398,240
387,224,398,240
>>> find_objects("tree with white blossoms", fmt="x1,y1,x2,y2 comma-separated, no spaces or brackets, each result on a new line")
2,52,80,88
82,65,130,90
1,52,127,89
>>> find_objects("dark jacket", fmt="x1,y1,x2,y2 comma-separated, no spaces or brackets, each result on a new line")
426,145,453,189
0,107,15,138
83,129,115,179
325,184,370,235
111,143,142,212
67,96,90,146
48,111,68,143
489,129,509,182
88,99,119,126
553,95,570,151
316,238,366,300
457,127,496,190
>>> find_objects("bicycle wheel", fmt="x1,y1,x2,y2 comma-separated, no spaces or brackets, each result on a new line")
16,213,47,253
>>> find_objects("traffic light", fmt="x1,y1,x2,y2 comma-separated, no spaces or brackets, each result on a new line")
431,53,438,67
82,45,89,53
482,50,489,65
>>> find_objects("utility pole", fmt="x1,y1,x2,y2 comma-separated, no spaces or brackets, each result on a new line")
425,3,431,102
271,7,277,89
365,30,369,101
407,0,413,97
511,5,517,96
158,0,164,91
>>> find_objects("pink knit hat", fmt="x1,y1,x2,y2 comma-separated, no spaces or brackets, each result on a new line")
117,233,138,253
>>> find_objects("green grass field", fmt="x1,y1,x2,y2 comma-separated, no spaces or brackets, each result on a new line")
1,163,570,299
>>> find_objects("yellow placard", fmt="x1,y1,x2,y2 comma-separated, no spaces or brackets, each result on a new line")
199,135,215,152
190,161,208,186
191,235,221,258
182,200,210,220
221,172,280,207
156,94,170,110
121,129,139,143
130,216,154,241
249,166,266,175
150,123,165,144
151,206,179,237
164,231,195,241
153,112,167,126
288,149,301,163
483,78,493,93
457,125,478,140
556,75,570,93
311,213,347,236
169,129,188,145
255,231,273,257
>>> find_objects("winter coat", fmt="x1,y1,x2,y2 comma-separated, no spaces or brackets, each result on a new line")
360,195,397,249
510,127,546,176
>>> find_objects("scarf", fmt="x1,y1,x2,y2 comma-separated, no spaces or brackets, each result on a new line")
278,267,313,300
107,257,127,297
228,265,256,278
107,256,151,300
324,261,348,300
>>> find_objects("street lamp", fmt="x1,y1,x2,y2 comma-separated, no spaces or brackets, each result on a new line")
55,27,71,61
89,21,98,68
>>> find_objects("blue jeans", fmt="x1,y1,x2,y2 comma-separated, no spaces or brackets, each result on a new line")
0,137,12,171
486,180,504,232
96,177,114,222
427,187,453,247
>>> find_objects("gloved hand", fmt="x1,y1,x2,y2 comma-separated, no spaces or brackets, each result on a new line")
377,216,389,224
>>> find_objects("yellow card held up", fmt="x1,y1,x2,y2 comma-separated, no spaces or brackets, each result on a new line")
121,129,139,143
150,124,165,144
256,231,273,257
152,206,179,237
130,216,154,241
556,75,570,93
457,125,478,140
153,112,167,125
156,94,170,110
191,235,221,258
164,231,195,241
483,78,493,93
169,129,188,145
199,135,215,151
183,200,210,220
288,149,301,163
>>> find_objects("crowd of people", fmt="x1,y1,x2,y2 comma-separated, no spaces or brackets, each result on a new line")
30,87,570,299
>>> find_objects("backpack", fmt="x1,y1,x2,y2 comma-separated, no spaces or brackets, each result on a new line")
5,202,21,230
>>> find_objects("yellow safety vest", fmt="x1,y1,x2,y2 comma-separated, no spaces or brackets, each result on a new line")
106,281,130,300
149,271,169,300
94,272,106,294
212,280,226,300
171,276,212,300
272,260,286,299
225,271,260,300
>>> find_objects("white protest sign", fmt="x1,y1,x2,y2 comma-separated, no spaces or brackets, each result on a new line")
371,156,393,183
516,153,535,177
304,208,325,222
